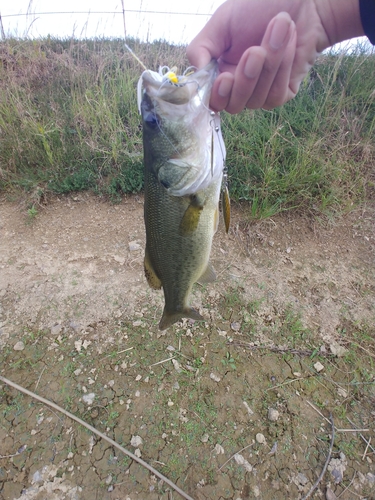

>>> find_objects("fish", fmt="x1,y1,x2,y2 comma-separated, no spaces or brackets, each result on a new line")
138,60,228,330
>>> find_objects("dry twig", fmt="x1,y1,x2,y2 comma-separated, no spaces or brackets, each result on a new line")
231,342,335,358
301,413,335,500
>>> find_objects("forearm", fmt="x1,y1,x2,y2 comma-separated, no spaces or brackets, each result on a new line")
314,0,365,49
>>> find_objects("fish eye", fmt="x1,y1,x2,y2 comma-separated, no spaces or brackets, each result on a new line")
144,111,160,128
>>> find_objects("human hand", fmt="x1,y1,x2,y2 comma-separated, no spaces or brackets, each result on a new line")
187,0,361,112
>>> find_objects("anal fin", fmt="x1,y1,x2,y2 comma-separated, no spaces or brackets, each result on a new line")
197,261,216,284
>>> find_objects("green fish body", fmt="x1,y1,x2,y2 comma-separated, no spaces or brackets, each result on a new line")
138,61,226,330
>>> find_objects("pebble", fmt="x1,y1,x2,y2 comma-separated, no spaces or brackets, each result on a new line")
296,473,309,485
210,373,221,382
128,241,141,251
268,408,280,421
329,342,347,357
234,453,252,472
82,393,95,405
13,341,25,351
314,361,324,372
130,435,143,447
201,434,209,443
50,324,62,335
256,433,266,444
213,443,224,455
230,321,241,332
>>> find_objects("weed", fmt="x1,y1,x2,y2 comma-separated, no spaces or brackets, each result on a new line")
221,352,237,371
27,205,38,220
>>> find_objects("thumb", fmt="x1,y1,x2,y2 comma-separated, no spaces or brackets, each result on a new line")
186,3,230,69
186,43,213,69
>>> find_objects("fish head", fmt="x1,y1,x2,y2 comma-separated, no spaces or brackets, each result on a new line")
139,60,226,196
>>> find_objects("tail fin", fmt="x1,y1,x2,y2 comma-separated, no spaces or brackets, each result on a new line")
159,307,204,330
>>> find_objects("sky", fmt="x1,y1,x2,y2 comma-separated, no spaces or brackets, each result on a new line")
1,1,368,49
1,0,225,44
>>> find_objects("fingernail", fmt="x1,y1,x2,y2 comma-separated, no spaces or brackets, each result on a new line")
269,14,291,50
218,76,232,97
244,52,260,79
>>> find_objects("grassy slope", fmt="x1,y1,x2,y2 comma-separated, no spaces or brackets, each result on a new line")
0,37,374,216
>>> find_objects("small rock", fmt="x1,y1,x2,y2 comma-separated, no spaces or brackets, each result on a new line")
328,454,347,484
210,373,221,382
213,443,225,455
130,435,143,447
201,434,209,443
14,341,25,351
172,359,182,373
128,241,141,251
253,485,260,497
314,361,324,372
297,473,309,486
256,433,266,444
329,342,347,358
234,453,252,472
32,470,43,484
268,408,280,421
105,475,112,485
50,324,62,335
230,321,241,332
82,393,95,405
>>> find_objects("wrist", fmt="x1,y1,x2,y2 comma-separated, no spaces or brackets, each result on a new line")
314,0,365,48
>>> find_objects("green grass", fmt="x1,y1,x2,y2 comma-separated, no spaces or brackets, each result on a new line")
0,37,374,216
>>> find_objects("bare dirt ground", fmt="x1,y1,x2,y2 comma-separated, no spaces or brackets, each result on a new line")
0,193,374,500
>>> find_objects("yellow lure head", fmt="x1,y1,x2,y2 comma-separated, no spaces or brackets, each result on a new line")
165,71,179,84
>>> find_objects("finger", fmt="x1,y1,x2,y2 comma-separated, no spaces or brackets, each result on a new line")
223,47,267,114
262,22,297,109
186,45,213,70
243,12,295,110
186,2,232,68
209,72,234,111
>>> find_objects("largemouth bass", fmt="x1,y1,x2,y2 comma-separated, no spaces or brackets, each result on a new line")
138,60,227,330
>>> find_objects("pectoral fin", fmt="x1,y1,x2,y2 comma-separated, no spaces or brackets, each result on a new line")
179,194,204,236
144,249,162,289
